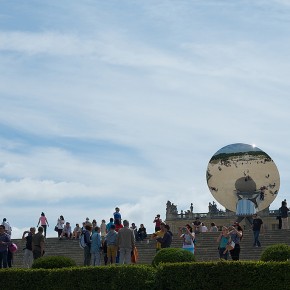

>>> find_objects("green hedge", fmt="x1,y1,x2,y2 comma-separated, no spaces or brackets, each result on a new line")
0,265,156,290
0,262,289,290
155,261,290,290
152,248,195,267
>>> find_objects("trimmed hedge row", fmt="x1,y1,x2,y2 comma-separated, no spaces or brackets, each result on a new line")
0,262,289,290
155,261,290,290
0,266,156,290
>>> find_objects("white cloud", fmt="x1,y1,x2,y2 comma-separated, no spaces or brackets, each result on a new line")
1,0,290,239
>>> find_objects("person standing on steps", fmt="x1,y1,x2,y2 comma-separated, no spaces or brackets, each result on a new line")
106,218,114,233
179,224,195,254
32,226,45,260
1,218,12,236
217,226,230,260
252,214,264,247
113,207,121,225
100,220,107,239
279,200,289,230
116,220,135,264
56,215,65,239
37,212,49,237
152,222,165,252
156,224,173,248
229,223,243,261
83,223,92,266
105,224,118,265
90,226,102,266
153,214,162,232
22,227,36,268
0,224,11,268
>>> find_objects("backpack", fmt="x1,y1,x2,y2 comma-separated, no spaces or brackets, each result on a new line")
79,230,87,249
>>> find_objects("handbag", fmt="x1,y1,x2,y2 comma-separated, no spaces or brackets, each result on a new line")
54,226,58,232
9,243,18,253
131,246,138,263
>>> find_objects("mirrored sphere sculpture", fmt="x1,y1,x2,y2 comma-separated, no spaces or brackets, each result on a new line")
206,143,280,215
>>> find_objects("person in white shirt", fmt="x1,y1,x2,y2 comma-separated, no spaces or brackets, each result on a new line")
201,223,208,232
1,218,12,236
60,222,72,239
100,220,107,239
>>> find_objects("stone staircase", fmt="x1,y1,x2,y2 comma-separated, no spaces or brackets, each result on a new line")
11,230,290,267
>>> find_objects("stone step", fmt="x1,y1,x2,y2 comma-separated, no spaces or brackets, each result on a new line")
10,230,290,267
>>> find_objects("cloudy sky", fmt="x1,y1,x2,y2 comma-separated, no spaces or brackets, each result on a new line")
1,0,289,238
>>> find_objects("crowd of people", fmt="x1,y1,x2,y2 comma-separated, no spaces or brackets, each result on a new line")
1,207,163,268
80,207,152,266
0,200,288,268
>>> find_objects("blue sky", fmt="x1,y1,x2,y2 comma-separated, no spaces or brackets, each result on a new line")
1,0,290,238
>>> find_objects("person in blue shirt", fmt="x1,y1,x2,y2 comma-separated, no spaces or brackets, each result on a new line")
90,226,101,266
106,218,114,232
113,207,121,225
216,226,230,260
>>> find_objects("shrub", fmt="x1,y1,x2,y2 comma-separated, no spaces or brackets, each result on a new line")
261,243,290,262
152,248,195,267
32,255,77,269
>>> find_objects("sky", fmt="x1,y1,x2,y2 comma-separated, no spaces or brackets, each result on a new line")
0,0,290,238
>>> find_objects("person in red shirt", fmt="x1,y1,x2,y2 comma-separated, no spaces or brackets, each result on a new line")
115,223,123,232
153,214,162,232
